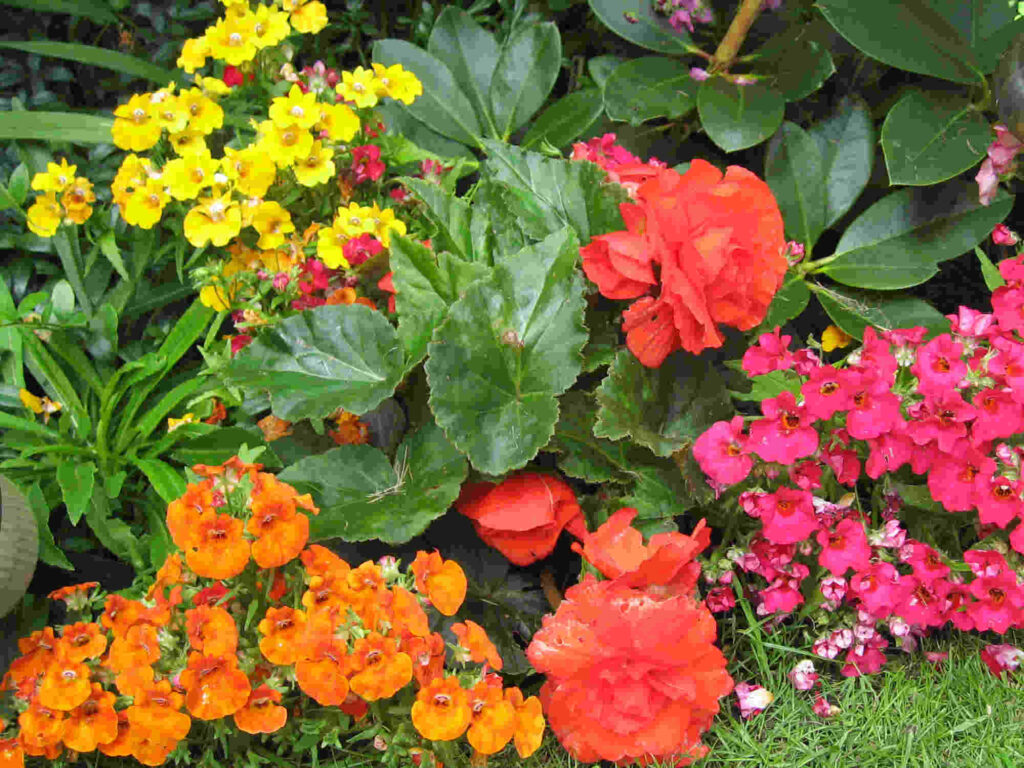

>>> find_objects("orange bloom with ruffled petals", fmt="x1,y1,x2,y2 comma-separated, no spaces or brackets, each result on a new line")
257,606,307,665
247,475,311,568
295,634,350,706
504,687,545,758
62,683,118,753
126,703,189,767
402,632,446,688
233,685,287,734
17,703,64,757
466,677,516,755
113,665,154,699
185,513,251,579
300,573,351,625
37,654,91,711
348,633,413,701
105,623,160,673
411,676,471,741
97,711,131,757
410,551,466,616
342,560,386,628
5,628,58,689
452,620,502,671
100,595,145,636
387,586,429,638
166,481,215,549
59,622,107,663
185,605,238,657
180,654,251,720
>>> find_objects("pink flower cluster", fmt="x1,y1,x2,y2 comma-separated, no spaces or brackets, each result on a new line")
694,259,1024,675
570,133,666,197
976,124,1022,205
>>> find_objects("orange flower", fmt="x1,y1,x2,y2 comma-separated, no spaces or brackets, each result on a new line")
300,573,351,625
410,551,467,616
257,414,293,442
112,666,154,699
185,513,251,579
295,634,350,706
62,683,118,753
386,586,429,638
328,410,370,445
105,623,160,672
466,677,516,755
343,560,387,628
59,622,107,663
100,595,145,636
402,632,446,688
147,553,184,601
348,633,413,701
126,704,189,766
180,654,251,720
166,481,215,549
204,398,227,425
504,687,545,758
248,479,310,568
452,620,502,671
5,628,58,688
300,544,351,579
0,737,24,768
17,703,64,757
47,582,99,603
411,676,471,741
233,685,287,734
185,605,238,657
257,606,307,665
37,654,91,711
97,711,131,757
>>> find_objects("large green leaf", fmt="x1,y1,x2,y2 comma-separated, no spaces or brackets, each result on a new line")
428,7,500,136
814,284,949,340
0,0,116,23
227,304,406,420
390,236,491,367
818,182,1015,289
168,427,280,468
880,90,990,186
482,141,627,243
765,122,826,250
931,0,1024,74
816,0,981,83
753,19,836,102
56,460,95,526
425,229,587,474
375,102,474,160
279,421,467,544
133,458,186,505
0,111,113,144
490,21,562,139
604,57,696,126
546,390,645,484
809,96,875,228
0,42,175,83
521,88,604,149
758,273,811,332
372,39,483,147
25,480,72,570
588,0,693,53
400,178,474,260
697,79,785,153
594,348,733,458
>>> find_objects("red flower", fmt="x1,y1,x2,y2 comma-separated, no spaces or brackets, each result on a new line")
350,145,385,184
456,473,585,566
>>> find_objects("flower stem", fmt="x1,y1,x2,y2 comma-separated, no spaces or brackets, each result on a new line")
711,0,766,72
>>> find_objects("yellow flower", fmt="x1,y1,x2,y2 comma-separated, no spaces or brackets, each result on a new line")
316,102,359,142
253,3,291,48
168,129,209,157
111,154,153,209
251,201,295,250
293,141,335,187
316,222,349,269
123,179,169,229
200,284,233,311
335,202,375,238
371,63,423,105
112,93,162,152
177,37,210,73
205,12,258,66
26,193,62,237
222,146,277,198
20,389,62,421
164,152,219,201
239,196,263,228
336,66,379,109
367,204,406,248
269,84,321,131
821,324,853,352
167,413,198,432
289,0,327,34
30,158,77,193
256,120,314,167
61,178,96,224
150,88,188,134
184,194,243,247
195,75,232,98
179,88,224,134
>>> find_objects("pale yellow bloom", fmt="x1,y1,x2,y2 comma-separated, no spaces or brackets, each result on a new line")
821,325,853,352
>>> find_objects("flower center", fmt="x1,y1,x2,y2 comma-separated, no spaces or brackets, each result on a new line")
933,357,950,373
820,381,839,395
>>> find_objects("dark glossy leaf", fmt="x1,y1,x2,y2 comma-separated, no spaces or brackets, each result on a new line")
697,79,785,153
428,7,500,134
757,273,811,332
588,55,624,91
588,0,693,53
809,96,875,228
765,122,826,249
933,0,1024,74
604,57,696,125
753,19,836,101
546,390,641,484
400,178,474,260
815,284,949,340
25,480,72,570
522,88,604,149
490,21,561,138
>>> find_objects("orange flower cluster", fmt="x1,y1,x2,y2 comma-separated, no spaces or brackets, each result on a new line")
0,457,544,767
581,159,786,367
527,509,733,765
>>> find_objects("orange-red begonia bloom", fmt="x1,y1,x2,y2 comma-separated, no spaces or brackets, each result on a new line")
257,606,307,665
452,620,503,671
185,605,239,657
185,513,251,579
61,683,118,753
410,551,467,616
411,676,471,742
466,677,516,755
179,654,251,720
456,473,586,566
581,160,786,367
233,685,287,734
348,633,413,701
504,687,545,759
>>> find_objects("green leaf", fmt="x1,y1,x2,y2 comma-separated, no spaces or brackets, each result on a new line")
604,57,696,126
588,0,693,54
521,88,604,149
588,55,624,91
765,122,826,250
227,304,406,421
0,0,116,23
594,348,734,458
546,390,644,484
0,42,176,83
0,411,60,441
581,302,620,373
816,0,982,83
697,79,785,153
818,182,1015,289
98,230,129,281
372,39,482,147
975,245,1006,291
0,111,114,144
814,284,949,341
752,18,836,102
729,369,803,402
25,480,73,570
390,236,491,367
143,502,173,570
809,96,875,228
428,7,501,134
483,141,627,243
56,460,95,526
84,489,143,569
425,228,587,474
399,178,473,260
881,90,990,186
489,21,561,139
22,334,90,437
925,0,1024,74
621,463,707,520
375,103,475,161
7,163,29,206
132,458,186,505
758,273,811,332
279,421,467,544
169,427,280,468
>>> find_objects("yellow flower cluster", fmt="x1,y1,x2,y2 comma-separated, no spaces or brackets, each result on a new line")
317,202,406,268
336,63,423,108
200,239,305,311
111,84,224,154
25,159,95,237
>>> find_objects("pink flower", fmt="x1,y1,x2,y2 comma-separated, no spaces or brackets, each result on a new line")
840,637,888,677
967,571,1023,633
389,187,409,203
759,487,818,545
230,334,253,357
748,391,819,464
976,124,1022,205
993,224,1019,245
693,416,753,485
980,644,1024,678
741,328,794,375
976,475,1024,528
788,660,818,691
816,519,871,577
971,389,1023,444
928,444,996,512
820,575,847,604
801,364,851,420
734,682,774,719
351,145,385,184
849,562,902,618
924,651,948,667
689,67,710,82
812,695,840,718
706,586,735,613
342,234,383,267
843,371,903,440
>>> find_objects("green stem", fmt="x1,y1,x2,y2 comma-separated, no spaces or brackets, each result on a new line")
711,0,766,71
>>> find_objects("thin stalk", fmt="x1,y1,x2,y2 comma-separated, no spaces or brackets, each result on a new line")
711,0,766,72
